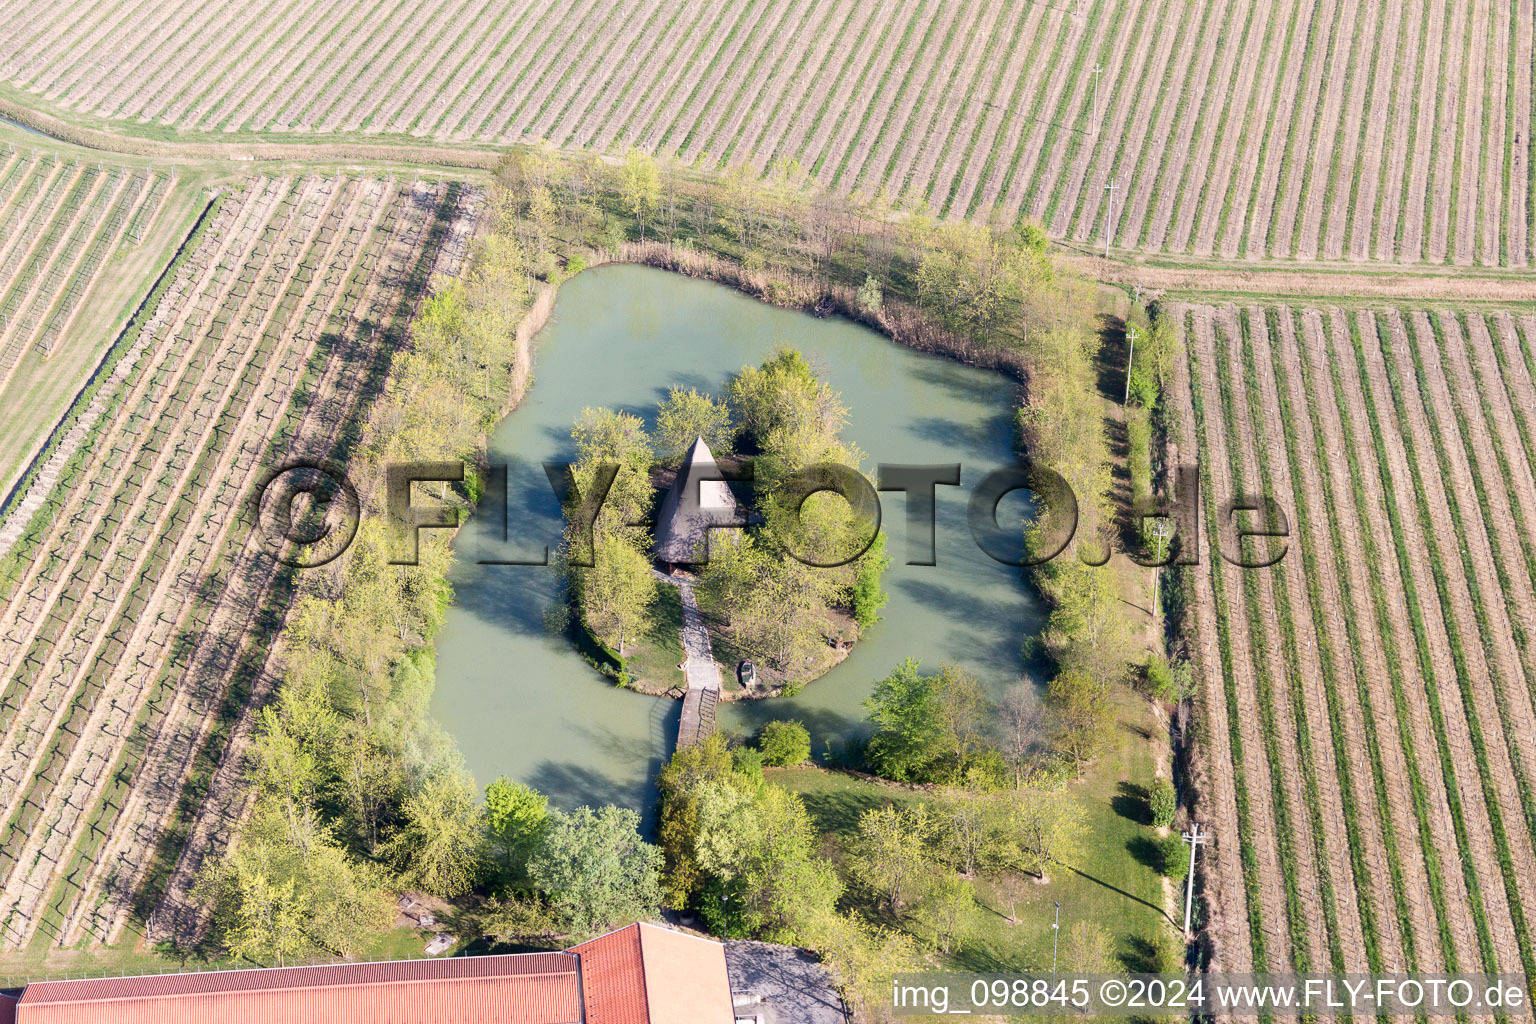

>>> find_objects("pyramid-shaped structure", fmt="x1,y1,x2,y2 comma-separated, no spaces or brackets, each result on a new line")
653,437,740,565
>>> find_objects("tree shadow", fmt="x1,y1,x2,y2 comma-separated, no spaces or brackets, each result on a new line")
1125,834,1163,873
1112,780,1151,825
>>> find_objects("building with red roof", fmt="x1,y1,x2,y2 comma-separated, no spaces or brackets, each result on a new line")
3,924,738,1024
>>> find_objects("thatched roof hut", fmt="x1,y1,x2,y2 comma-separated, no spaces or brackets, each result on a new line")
654,437,741,567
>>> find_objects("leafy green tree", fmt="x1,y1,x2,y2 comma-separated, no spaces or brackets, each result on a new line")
853,803,934,912
655,386,734,463
694,781,842,941
529,805,663,936
570,406,654,537
1149,778,1178,829
864,661,996,783
864,659,944,781
757,720,812,766
1048,668,1113,768
855,275,883,315
916,873,973,954
485,776,549,880
939,794,992,877
850,532,890,628
387,772,487,897
576,533,657,655
619,149,661,239
657,735,739,908
194,804,393,965
986,787,1086,882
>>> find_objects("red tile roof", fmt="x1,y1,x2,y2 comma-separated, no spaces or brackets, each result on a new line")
570,924,734,1024
571,925,650,1024
15,953,580,1024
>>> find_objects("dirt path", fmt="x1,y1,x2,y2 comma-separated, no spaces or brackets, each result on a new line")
1215,306,1331,966
840,0,957,195
999,4,1103,223
62,179,421,947
882,0,998,206
578,0,719,150
1046,0,1151,237
1445,0,1489,265
0,179,358,949
754,0,876,172
1064,252,1536,302
1507,0,1534,266
681,0,810,166
1179,0,1269,256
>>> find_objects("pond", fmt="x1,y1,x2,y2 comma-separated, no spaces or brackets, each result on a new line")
429,264,1043,817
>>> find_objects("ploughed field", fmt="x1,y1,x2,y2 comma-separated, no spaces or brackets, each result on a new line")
1173,301,1536,985
0,174,477,950
2,0,1532,265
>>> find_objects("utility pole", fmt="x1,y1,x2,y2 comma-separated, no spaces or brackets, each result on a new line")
1182,823,1207,938
1103,177,1119,259
1151,517,1171,616
1124,324,1138,404
1052,901,1061,975
1091,63,1104,130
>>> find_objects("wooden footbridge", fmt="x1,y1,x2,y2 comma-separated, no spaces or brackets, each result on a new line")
678,685,718,748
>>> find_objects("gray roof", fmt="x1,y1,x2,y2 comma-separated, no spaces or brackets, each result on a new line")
654,437,741,564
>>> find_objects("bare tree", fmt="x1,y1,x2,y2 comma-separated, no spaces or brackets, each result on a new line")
999,681,1044,788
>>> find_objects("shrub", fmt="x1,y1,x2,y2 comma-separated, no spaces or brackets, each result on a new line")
1162,833,1189,883
732,746,765,785
1150,778,1178,829
757,720,812,767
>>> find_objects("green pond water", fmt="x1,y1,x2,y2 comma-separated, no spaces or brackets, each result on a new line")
429,264,1042,815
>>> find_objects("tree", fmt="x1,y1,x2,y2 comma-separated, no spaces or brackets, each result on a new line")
387,772,487,897
576,533,657,655
850,532,890,628
916,873,973,954
1048,668,1113,768
1063,920,1116,973
864,660,996,783
1161,833,1189,883
987,788,1086,883
856,275,883,316
1149,778,1178,829
528,805,663,936
619,149,660,240
998,681,1043,788
694,781,841,942
657,735,739,908
757,720,811,766
863,659,944,782
195,804,393,965
569,406,654,537
939,794,991,877
655,386,734,463
485,776,549,880
853,803,934,912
